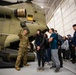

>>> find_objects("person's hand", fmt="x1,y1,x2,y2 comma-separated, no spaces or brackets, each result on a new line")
70,40,72,42
75,47,76,50
72,44,74,47
37,46,40,51
58,46,60,49
20,28,22,31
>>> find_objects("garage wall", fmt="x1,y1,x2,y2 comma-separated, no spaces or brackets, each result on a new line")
47,0,76,36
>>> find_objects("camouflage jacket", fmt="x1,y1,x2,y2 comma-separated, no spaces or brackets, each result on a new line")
18,32,29,48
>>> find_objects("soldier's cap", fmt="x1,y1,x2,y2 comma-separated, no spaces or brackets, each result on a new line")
23,27,29,33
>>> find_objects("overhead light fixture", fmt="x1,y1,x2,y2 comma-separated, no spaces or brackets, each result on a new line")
41,6,44,9
31,1,50,9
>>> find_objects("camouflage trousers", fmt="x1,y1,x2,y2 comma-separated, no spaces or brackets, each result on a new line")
15,47,28,67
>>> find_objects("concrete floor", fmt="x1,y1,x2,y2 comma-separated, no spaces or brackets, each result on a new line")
0,61,76,75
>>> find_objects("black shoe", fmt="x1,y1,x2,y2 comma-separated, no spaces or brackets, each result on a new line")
50,66,55,69
55,68,60,72
60,65,63,68
72,61,76,64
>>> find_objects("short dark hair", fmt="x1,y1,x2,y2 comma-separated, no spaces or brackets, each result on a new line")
73,24,76,27
50,28,54,32
23,28,29,33
54,30,57,32
37,29,42,34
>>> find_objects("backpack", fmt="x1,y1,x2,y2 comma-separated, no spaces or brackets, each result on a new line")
61,40,69,50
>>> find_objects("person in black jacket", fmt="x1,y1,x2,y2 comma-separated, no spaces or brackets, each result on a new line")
35,29,45,71
71,24,76,63
44,34,51,64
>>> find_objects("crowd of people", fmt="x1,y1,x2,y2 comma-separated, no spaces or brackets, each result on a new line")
35,24,76,72
15,24,76,73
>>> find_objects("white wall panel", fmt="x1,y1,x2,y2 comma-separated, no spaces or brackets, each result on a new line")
55,22,62,29
64,22,72,32
65,29,73,36
70,3,76,13
63,15,71,25
54,17,62,25
72,18,76,25
69,0,74,6
58,27,64,35
71,10,76,20
47,17,54,29
47,0,76,36
66,21,72,27
54,14,61,21
62,8,70,19
61,0,69,13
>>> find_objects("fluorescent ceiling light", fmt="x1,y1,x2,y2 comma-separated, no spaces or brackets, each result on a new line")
41,6,44,9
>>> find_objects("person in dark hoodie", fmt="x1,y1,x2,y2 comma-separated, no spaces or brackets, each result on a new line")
67,34,72,60
35,29,45,71
71,24,76,63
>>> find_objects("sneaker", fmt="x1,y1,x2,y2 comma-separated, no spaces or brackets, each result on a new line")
60,65,63,68
15,67,20,71
72,61,76,64
66,60,69,62
50,66,55,69
45,62,48,65
47,62,51,65
55,68,60,72
70,58,72,61
41,67,44,71
63,59,66,61
37,67,41,71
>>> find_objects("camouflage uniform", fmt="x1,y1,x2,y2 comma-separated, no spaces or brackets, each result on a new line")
15,32,29,68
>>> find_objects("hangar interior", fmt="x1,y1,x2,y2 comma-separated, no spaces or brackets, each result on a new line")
0,0,76,75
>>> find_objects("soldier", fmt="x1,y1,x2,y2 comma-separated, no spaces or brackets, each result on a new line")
15,28,29,71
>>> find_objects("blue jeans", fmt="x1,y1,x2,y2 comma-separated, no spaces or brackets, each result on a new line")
45,48,51,62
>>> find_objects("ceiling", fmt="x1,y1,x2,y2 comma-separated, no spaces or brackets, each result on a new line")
31,0,62,14
0,0,62,11
32,0,53,9
0,0,62,10
0,0,55,8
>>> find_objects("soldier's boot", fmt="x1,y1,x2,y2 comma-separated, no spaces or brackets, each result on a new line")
15,67,21,71
24,64,29,66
